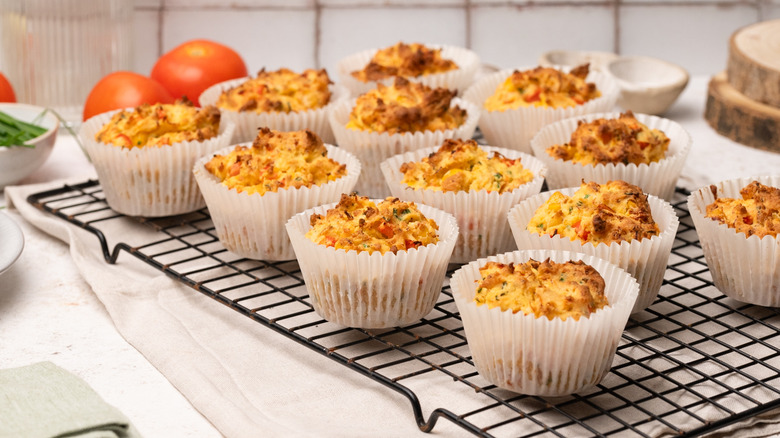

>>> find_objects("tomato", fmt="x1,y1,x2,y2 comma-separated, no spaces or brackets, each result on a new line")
0,72,16,103
83,71,174,121
151,39,247,104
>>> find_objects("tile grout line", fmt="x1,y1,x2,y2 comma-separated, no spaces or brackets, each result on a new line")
614,0,621,55
315,1,322,68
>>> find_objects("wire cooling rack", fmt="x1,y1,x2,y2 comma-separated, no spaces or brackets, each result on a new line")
27,180,780,437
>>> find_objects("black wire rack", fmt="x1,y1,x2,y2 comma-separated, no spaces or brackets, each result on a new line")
27,180,780,437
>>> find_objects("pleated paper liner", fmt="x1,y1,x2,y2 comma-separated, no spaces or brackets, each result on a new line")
687,175,780,307
381,145,547,264
507,187,679,313
199,79,349,144
329,97,480,199
286,201,458,328
462,66,620,154
530,112,692,202
450,249,639,396
80,111,236,217
337,44,481,97
193,144,361,261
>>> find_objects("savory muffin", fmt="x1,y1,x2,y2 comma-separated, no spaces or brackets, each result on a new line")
687,176,780,307
450,250,639,396
346,77,467,134
95,98,220,148
483,64,601,111
399,139,535,193
527,180,660,245
306,194,439,255
474,258,608,321
287,196,458,328
705,181,780,238
215,68,331,114
545,111,671,166
350,42,458,83
204,127,346,195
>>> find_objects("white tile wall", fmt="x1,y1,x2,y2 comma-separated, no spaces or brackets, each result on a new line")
319,6,467,74
619,4,758,75
471,4,615,70
87,1,780,79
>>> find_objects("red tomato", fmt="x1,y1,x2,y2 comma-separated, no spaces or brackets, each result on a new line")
151,39,248,104
83,71,174,121
0,72,16,103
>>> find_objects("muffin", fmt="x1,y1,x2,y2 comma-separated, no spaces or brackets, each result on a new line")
330,78,480,198
687,176,780,306
464,64,619,154
338,42,480,97
192,127,361,260
381,139,547,263
286,194,459,328
508,180,679,313
80,100,236,217
199,67,348,144
531,111,692,201
451,249,638,396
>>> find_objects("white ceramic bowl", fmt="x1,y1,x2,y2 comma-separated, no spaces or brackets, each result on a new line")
538,50,618,72
0,103,59,188
606,56,689,115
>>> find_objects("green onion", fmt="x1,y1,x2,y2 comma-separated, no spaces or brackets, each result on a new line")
0,110,48,148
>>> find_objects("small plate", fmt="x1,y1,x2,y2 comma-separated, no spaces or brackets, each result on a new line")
0,211,24,275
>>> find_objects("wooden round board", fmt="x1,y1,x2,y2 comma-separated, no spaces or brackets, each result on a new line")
727,19,780,108
705,71,780,153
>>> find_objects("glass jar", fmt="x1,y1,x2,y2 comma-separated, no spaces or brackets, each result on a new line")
0,0,134,125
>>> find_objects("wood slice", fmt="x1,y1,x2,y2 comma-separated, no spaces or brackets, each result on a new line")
705,71,780,153
728,19,780,108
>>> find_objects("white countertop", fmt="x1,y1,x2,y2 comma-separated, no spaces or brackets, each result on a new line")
1,76,779,438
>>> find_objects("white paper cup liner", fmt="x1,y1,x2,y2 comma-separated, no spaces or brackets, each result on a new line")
199,79,349,145
507,187,679,313
286,202,459,328
79,110,236,217
530,112,692,201
193,144,361,261
381,145,547,263
329,98,480,198
463,66,620,154
451,249,639,396
337,44,481,97
687,175,780,306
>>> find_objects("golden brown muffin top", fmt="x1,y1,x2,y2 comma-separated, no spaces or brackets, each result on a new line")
546,111,670,166
705,181,780,238
305,194,439,255
345,77,467,134
484,64,601,111
216,68,331,113
350,42,458,82
527,180,660,245
474,258,608,321
399,139,535,193
204,127,346,195
95,98,220,149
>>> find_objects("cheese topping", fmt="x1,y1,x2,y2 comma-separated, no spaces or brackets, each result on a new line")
474,258,608,321
527,180,659,245
216,68,331,113
95,99,220,148
306,194,439,255
351,42,458,82
706,181,780,238
400,139,534,193
204,128,346,195
484,64,601,111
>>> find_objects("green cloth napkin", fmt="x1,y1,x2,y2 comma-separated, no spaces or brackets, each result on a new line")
0,362,141,438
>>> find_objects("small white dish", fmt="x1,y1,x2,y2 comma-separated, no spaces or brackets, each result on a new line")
606,56,689,115
538,50,618,72
0,103,59,188
0,211,24,276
